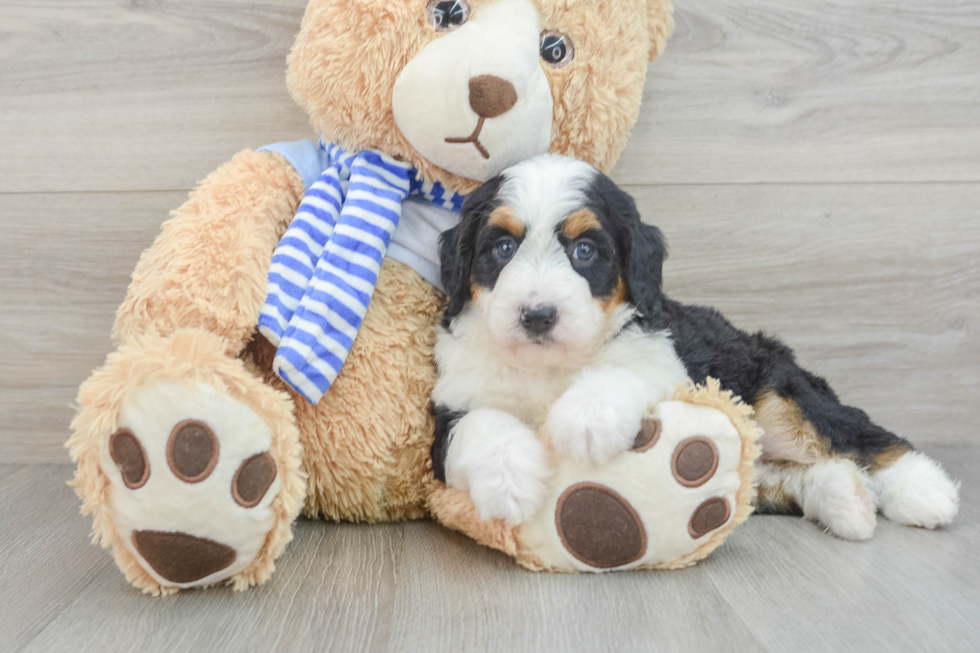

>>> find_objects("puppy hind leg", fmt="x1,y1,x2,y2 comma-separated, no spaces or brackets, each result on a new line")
755,378,959,531
757,463,879,541
870,448,960,529
756,460,877,540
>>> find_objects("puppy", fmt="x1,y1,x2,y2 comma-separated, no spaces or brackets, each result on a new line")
430,154,959,540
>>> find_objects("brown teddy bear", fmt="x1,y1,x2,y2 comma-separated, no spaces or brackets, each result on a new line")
68,0,745,595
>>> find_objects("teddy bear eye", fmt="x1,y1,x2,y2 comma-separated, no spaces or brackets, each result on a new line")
540,30,574,69
427,0,470,32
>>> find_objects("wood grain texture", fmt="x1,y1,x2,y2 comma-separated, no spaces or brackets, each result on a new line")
3,446,977,653
0,7,977,451
1,0,978,193
631,182,980,447
1,2,977,651
0,0,310,194
616,0,980,184
0,192,189,463
2,184,976,461
0,466,115,653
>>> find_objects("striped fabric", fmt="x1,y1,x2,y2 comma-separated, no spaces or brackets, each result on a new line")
258,142,466,404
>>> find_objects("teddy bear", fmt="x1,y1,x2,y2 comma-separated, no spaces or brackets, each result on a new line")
67,0,746,595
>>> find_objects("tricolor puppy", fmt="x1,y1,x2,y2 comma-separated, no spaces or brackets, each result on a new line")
430,154,960,539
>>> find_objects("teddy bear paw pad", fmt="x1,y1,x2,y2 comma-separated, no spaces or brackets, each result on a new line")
555,483,647,568
520,401,746,572
131,530,237,584
99,381,281,588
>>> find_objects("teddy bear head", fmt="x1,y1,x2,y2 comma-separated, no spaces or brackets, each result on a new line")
286,0,674,193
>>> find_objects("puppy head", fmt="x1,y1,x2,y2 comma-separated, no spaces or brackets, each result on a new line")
440,154,667,367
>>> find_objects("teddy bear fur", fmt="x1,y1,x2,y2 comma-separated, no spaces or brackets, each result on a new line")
429,379,762,572
68,0,676,594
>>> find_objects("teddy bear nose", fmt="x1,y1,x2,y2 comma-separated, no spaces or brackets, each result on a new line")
468,75,518,119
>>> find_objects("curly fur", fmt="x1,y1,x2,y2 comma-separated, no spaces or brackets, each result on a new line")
69,0,677,591
68,328,306,595
287,0,673,193
426,378,762,571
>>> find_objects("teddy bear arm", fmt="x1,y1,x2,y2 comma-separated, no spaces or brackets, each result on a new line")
113,149,305,355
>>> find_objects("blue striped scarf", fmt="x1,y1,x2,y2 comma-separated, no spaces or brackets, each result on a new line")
258,142,466,404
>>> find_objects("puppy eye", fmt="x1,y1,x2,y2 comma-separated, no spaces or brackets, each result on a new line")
572,240,596,263
494,237,517,262
540,30,574,69
427,0,470,32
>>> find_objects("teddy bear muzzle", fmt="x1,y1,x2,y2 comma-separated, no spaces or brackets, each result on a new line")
392,0,554,181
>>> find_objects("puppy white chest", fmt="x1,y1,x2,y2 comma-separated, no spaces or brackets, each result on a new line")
433,322,689,428
433,330,575,426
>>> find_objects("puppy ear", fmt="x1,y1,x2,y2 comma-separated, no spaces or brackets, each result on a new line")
439,174,505,328
585,172,668,318
438,222,469,327
627,221,668,318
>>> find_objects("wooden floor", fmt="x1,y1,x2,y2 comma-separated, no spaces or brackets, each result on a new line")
1,444,977,653
1,0,978,651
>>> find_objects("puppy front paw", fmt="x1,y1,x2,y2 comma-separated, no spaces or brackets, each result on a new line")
445,410,550,525
547,367,650,464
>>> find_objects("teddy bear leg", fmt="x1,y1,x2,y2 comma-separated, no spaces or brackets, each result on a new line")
434,380,762,572
68,150,309,593
259,258,446,523
69,328,307,594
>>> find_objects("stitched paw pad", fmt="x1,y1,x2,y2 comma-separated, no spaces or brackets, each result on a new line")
520,400,747,571
100,382,281,589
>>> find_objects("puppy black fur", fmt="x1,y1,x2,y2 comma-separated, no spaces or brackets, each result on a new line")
433,168,911,501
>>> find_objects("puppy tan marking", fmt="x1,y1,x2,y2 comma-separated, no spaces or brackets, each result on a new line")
561,208,601,239
755,462,805,514
600,277,627,315
753,392,831,464
468,275,483,302
870,443,912,473
488,205,526,238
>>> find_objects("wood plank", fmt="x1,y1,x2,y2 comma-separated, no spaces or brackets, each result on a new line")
382,525,762,652
14,480,759,653
0,191,188,463
18,521,402,653
615,0,980,184
6,448,978,653
628,182,980,448
1,0,978,193
0,0,311,194
0,465,114,653
702,443,980,652
3,183,976,462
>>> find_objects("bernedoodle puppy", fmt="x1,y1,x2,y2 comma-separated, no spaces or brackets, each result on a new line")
430,154,959,540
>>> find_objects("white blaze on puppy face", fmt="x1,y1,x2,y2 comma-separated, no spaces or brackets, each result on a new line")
392,0,554,182
473,156,633,368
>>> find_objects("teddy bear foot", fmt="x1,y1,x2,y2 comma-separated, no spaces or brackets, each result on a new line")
69,329,306,594
519,396,755,571
427,380,761,573
105,381,285,589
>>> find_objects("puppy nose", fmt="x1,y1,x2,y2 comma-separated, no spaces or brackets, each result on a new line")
520,305,558,336
469,75,518,119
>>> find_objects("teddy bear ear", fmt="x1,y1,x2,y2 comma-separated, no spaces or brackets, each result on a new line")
647,0,676,62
